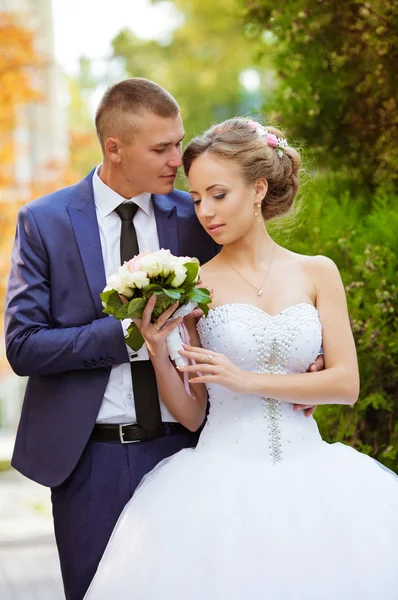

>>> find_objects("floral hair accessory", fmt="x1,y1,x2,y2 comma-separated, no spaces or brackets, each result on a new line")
248,120,288,158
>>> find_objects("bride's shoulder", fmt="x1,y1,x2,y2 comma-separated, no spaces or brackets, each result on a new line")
290,252,343,294
282,249,342,287
284,249,339,274
300,253,340,275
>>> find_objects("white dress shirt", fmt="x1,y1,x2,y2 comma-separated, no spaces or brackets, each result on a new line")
93,165,177,424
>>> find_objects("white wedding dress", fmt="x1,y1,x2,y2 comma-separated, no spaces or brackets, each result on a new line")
85,303,398,600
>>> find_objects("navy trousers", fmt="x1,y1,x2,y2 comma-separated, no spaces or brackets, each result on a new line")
51,430,199,600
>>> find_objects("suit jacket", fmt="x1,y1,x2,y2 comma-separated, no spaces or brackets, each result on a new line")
4,169,218,487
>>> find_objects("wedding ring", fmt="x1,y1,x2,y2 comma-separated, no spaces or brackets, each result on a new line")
153,323,162,331
204,354,213,364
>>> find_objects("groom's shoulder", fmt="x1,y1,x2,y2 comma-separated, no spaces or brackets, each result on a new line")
23,170,94,216
166,187,194,216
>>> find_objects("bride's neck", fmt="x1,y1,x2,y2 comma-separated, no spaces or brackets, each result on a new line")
220,227,276,270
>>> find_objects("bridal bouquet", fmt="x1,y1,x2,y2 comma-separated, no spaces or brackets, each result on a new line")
100,249,211,366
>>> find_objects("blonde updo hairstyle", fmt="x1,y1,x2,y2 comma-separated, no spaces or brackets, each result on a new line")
183,117,301,221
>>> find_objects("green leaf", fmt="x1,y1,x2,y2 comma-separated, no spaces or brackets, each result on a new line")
164,288,181,300
164,272,176,286
143,284,163,294
152,293,173,320
115,304,130,319
183,262,200,286
100,289,123,307
100,289,124,316
127,297,147,318
124,322,145,351
198,302,210,317
197,287,212,298
187,287,212,305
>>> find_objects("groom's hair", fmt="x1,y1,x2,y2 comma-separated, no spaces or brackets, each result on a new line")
95,78,180,151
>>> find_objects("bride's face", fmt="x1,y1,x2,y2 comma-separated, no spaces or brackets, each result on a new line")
188,153,264,244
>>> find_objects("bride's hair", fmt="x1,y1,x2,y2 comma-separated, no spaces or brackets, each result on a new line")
182,117,301,221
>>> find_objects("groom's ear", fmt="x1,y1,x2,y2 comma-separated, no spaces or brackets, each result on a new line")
105,137,122,163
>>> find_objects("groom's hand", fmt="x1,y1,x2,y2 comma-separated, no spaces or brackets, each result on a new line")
293,404,317,417
308,353,325,373
292,353,325,417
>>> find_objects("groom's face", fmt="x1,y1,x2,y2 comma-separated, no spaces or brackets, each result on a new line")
118,111,185,195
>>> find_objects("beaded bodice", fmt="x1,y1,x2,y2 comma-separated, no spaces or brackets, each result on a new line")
196,303,323,464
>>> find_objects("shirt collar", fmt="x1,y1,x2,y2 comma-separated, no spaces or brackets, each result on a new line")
93,165,153,218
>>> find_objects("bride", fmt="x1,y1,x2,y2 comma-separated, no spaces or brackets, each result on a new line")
84,117,398,599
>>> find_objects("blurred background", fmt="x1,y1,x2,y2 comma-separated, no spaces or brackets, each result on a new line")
0,0,397,597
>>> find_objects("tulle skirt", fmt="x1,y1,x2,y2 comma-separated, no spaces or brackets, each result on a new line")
84,440,398,600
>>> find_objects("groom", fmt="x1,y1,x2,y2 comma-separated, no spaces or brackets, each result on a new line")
5,78,322,600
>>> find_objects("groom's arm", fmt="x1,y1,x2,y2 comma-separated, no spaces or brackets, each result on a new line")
5,206,129,377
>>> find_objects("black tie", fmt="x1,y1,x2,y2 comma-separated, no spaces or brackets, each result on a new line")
115,203,163,434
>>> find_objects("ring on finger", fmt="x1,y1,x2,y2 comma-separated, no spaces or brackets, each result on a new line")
153,323,162,331
204,354,213,364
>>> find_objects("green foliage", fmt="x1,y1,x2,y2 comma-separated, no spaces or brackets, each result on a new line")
127,297,147,318
271,173,398,469
182,261,200,286
100,289,123,316
244,0,398,188
125,322,145,351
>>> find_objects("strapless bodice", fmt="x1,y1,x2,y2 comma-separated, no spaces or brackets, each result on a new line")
196,303,323,464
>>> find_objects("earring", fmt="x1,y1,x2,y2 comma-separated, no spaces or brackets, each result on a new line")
254,203,262,228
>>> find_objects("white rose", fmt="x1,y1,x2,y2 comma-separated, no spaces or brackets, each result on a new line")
154,249,175,277
170,264,187,288
139,253,161,277
107,273,134,298
129,271,150,289
178,256,199,265
118,266,138,288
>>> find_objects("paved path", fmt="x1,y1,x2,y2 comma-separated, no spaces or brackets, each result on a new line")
0,542,64,599
0,467,64,599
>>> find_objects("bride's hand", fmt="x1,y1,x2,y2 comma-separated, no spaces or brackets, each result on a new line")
177,345,248,393
132,294,182,360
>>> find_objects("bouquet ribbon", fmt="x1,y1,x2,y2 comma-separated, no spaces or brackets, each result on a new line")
178,320,203,399
165,300,203,399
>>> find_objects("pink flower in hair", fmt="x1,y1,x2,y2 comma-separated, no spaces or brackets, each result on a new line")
247,120,288,157
248,120,259,131
266,133,278,148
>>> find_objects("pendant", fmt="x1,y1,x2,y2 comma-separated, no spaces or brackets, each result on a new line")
257,289,263,296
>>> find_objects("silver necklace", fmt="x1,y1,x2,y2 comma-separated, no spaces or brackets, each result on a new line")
222,245,276,297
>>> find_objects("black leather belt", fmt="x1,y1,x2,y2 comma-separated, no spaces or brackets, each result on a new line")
90,422,191,444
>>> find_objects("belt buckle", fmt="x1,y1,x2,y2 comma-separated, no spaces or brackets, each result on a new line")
119,423,141,444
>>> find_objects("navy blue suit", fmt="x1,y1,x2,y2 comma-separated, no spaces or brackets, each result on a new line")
5,170,218,599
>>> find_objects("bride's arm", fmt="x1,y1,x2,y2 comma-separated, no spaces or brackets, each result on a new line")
145,308,208,431
179,256,360,406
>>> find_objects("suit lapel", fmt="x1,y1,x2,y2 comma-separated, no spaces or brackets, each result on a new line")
152,193,179,256
67,170,107,317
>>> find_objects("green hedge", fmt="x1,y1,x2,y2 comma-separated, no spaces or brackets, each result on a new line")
270,173,398,469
